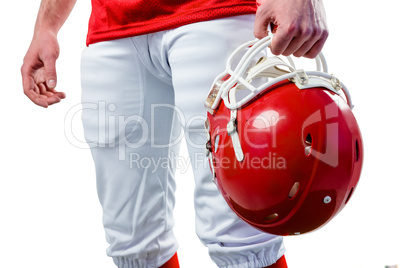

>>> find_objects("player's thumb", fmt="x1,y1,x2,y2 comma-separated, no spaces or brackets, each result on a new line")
44,57,58,89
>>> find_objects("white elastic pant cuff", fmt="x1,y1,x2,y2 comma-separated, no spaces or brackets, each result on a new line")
211,237,285,268
112,239,178,268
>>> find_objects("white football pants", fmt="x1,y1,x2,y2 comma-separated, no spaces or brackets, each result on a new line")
81,14,285,268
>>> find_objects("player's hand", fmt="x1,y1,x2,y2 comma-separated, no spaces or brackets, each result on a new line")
254,0,329,58
21,30,66,108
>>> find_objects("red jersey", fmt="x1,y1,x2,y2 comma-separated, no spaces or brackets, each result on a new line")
86,0,257,45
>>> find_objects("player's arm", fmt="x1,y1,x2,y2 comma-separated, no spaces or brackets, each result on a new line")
21,0,77,108
254,0,328,58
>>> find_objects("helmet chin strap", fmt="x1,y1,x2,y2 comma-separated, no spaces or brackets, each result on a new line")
226,109,244,162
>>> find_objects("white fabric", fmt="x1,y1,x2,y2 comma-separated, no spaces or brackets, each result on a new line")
81,14,285,268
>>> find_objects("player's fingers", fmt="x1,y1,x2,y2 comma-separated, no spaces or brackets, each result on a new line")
280,25,317,56
41,87,65,101
253,6,270,39
22,76,50,108
281,36,307,56
289,37,317,58
37,92,61,106
47,87,66,99
270,25,294,55
38,82,48,95
21,65,35,94
21,70,43,107
254,22,269,39
293,29,328,58
33,84,41,95
24,89,49,108
37,84,64,106
45,96,62,106
293,41,317,58
302,35,328,59
54,91,66,99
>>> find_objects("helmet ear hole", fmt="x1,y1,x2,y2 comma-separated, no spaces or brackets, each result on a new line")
288,182,300,199
264,213,279,222
305,133,312,145
304,133,313,156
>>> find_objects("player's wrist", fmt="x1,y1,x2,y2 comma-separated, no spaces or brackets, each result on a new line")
33,22,60,38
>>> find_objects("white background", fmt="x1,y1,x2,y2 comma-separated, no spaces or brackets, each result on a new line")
1,0,401,267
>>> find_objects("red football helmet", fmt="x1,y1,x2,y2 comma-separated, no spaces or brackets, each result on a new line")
204,36,363,236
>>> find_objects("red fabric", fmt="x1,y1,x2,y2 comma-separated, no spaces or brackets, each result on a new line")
264,255,288,268
159,252,180,268
86,0,257,45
